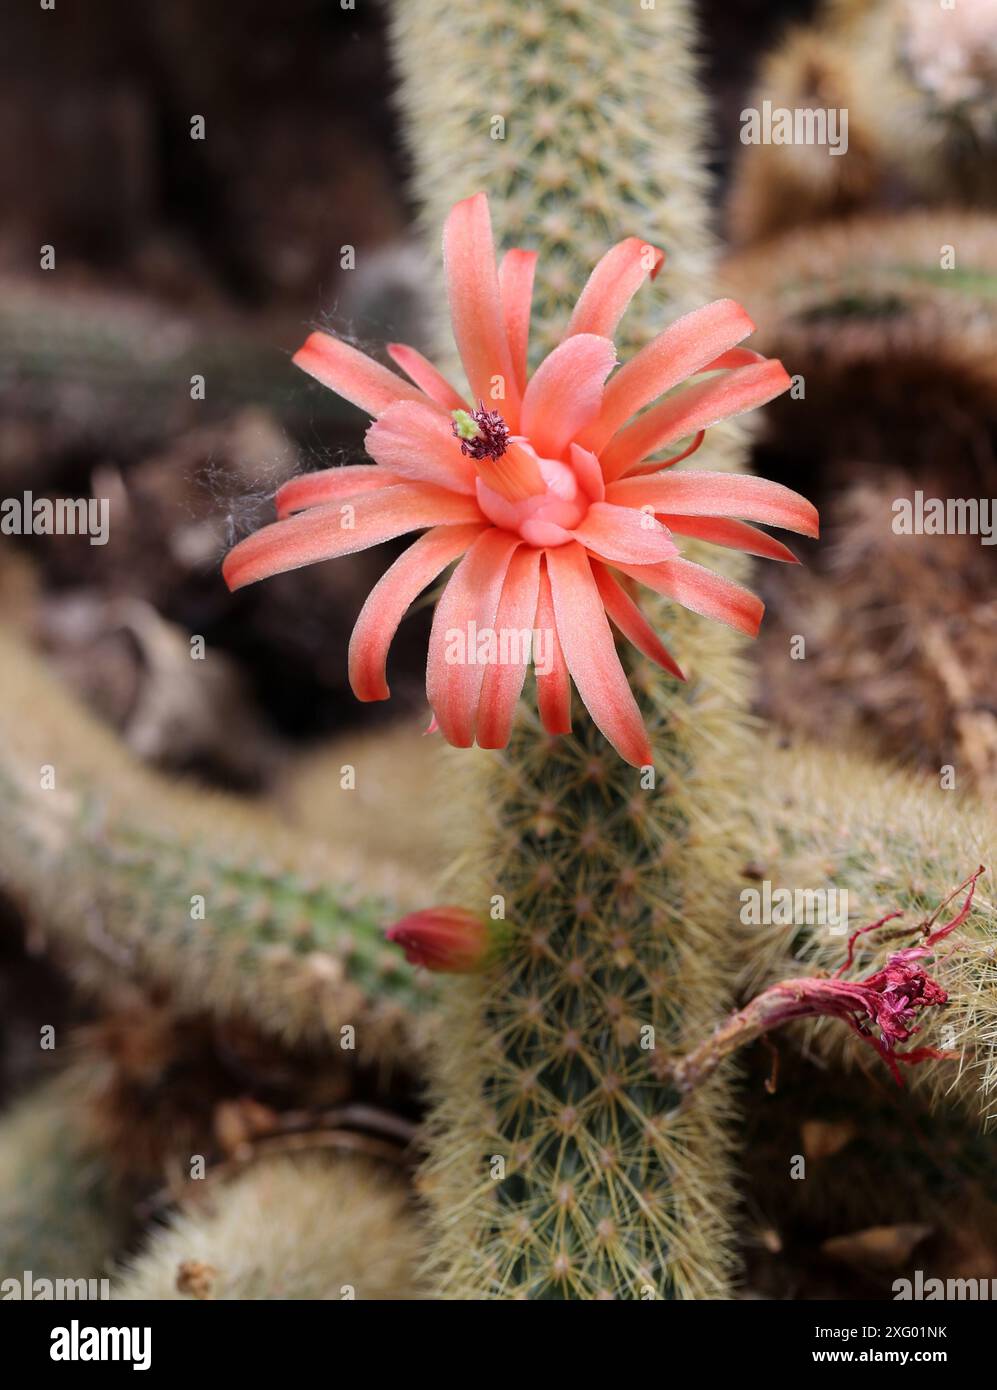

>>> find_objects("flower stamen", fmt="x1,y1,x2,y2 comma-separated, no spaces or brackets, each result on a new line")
451,403,511,461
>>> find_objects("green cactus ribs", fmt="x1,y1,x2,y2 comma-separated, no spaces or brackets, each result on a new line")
475,714,693,1296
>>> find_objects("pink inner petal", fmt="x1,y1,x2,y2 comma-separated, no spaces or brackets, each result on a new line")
572,501,679,565
520,333,617,460
365,400,478,494
569,442,606,503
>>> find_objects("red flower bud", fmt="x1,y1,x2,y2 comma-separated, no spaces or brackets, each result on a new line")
386,907,488,973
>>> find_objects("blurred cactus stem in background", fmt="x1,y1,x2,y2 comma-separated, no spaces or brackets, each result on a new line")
0,625,436,1071
392,0,760,1298
0,1072,129,1285
113,1155,426,1301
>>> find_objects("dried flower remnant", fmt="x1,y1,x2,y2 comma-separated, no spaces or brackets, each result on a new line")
223,194,817,765
674,868,986,1092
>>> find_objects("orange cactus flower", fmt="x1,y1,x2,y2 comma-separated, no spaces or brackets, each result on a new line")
224,193,817,765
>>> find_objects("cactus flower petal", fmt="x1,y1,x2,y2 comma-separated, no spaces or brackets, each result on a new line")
223,484,481,590
275,464,401,518
348,522,488,702
546,542,652,768
386,907,488,973
426,528,523,747
443,192,521,421
534,560,572,735
519,334,617,459
571,501,679,566
476,547,543,749
498,248,538,394
607,471,820,538
225,193,819,764
386,343,468,411
564,235,664,340
292,331,426,416
581,298,756,452
600,359,793,481
365,401,478,493
616,556,765,637
591,562,685,681
658,515,800,564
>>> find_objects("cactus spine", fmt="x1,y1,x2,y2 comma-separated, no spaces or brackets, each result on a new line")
392,0,758,1298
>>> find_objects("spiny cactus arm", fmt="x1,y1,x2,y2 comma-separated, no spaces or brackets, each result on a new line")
112,1154,426,1300
0,1073,129,1283
722,210,997,370
0,625,436,1064
742,738,997,1121
392,0,760,1299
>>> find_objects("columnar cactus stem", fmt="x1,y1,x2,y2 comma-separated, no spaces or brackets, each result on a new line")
392,0,759,1298
0,626,434,1065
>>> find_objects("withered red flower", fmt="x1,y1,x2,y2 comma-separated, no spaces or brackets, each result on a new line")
674,868,985,1091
